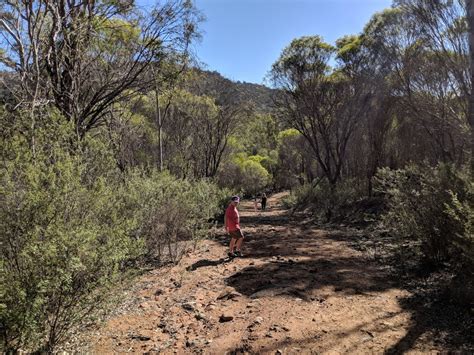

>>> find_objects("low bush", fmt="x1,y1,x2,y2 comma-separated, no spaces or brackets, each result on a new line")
282,178,365,221
0,117,141,352
216,156,271,196
375,164,473,267
0,114,227,352
126,171,229,263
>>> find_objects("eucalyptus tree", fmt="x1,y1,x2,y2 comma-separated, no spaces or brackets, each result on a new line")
0,0,201,137
394,0,472,170
382,1,471,165
270,36,369,191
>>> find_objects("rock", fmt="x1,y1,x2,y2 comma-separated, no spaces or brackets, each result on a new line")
217,288,241,300
154,289,164,296
130,334,151,341
254,316,263,324
282,326,290,332
205,304,216,311
275,350,283,355
361,330,375,338
195,312,206,321
219,314,234,322
182,302,196,312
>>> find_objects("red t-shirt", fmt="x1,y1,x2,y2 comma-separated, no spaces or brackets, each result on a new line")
225,204,240,232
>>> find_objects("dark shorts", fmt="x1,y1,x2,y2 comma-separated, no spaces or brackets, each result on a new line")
229,229,244,239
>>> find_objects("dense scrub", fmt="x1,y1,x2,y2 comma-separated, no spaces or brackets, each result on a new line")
376,164,473,268
0,115,226,352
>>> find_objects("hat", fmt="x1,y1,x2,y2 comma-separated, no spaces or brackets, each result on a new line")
231,195,240,202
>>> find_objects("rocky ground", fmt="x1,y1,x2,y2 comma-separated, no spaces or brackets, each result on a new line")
68,192,472,354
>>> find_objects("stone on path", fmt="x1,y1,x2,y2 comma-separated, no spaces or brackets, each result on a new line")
219,314,234,322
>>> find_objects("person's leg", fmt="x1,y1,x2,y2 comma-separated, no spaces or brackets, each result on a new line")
229,236,237,253
235,236,244,251
235,229,244,255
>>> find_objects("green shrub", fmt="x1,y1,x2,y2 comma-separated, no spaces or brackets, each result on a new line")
375,164,473,266
0,117,142,352
217,157,271,196
0,113,228,352
125,171,228,262
282,178,364,220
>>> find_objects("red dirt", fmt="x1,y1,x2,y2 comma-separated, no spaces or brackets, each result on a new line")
74,192,452,354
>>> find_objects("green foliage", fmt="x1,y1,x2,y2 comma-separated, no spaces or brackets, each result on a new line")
217,153,271,195
272,35,334,79
336,35,362,64
376,164,473,266
274,129,313,189
93,17,141,55
235,113,278,155
277,128,300,141
125,170,228,262
0,116,141,352
282,179,364,220
0,111,227,352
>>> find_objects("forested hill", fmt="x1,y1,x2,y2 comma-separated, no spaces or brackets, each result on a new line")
0,68,276,113
191,69,276,112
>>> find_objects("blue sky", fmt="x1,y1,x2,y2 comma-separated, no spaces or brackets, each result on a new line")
139,0,393,84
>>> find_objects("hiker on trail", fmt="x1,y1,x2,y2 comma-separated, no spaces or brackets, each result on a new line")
224,195,244,258
261,193,267,211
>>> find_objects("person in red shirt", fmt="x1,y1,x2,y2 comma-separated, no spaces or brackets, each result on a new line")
224,195,244,258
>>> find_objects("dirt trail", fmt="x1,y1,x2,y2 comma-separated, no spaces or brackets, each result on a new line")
80,193,441,354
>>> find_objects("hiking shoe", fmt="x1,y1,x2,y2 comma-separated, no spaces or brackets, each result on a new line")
228,252,236,258
234,251,243,257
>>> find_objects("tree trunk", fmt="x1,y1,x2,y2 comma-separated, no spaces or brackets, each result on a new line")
152,67,164,172
468,0,474,175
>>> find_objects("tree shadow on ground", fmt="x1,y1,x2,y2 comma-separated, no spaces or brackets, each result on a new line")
213,226,333,260
383,274,474,353
214,201,473,352
251,311,403,354
225,256,395,301
323,231,474,353
238,214,292,228
186,257,231,271
217,223,473,352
